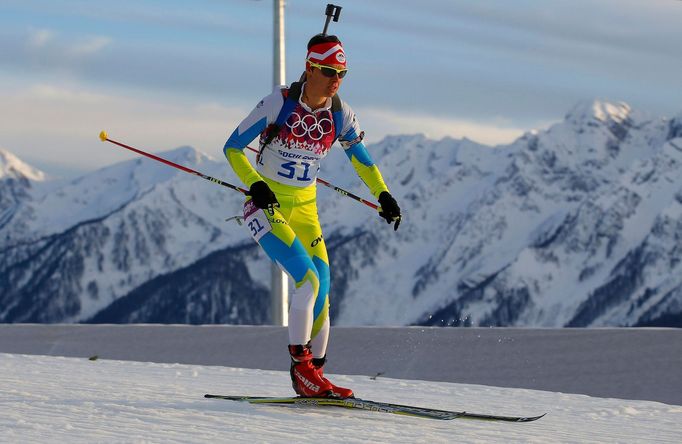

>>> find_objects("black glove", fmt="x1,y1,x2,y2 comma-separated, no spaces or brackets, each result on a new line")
248,181,279,212
378,191,401,231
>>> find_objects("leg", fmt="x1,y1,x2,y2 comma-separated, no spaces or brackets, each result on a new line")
245,201,320,345
288,199,330,358
244,198,335,397
310,317,330,359
292,211,353,398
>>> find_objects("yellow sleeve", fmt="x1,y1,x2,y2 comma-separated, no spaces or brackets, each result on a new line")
345,142,389,199
225,148,263,188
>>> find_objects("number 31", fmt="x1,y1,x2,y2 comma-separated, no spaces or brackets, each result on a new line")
278,161,312,182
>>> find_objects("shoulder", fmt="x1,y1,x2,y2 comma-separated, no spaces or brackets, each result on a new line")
337,98,361,140
337,97,354,116
249,86,286,124
259,86,286,110
235,88,285,132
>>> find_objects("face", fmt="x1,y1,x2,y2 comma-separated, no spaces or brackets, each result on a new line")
306,63,345,98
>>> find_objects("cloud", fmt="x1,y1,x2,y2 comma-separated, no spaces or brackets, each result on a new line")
0,79,548,181
27,28,54,48
0,24,266,104
25,27,111,56
358,107,546,146
19,84,111,103
9,1,266,38
5,0,682,131
68,36,112,56
0,81,250,172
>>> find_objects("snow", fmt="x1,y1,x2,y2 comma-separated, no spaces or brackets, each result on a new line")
0,148,46,181
1,353,680,443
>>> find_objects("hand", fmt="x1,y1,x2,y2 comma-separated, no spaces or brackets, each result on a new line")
378,191,401,231
248,181,279,213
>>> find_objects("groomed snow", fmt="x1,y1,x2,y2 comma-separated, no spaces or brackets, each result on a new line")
1,354,680,443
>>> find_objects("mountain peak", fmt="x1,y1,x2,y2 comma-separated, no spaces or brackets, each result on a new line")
565,100,632,126
159,146,214,166
0,148,46,181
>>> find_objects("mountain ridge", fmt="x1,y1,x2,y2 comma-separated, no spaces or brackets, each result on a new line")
2,99,681,327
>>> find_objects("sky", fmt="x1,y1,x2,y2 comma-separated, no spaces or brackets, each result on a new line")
1,0,682,177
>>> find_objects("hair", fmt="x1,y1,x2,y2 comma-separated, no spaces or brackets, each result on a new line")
307,34,341,50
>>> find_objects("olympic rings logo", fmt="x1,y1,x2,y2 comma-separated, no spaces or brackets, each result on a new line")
286,112,333,141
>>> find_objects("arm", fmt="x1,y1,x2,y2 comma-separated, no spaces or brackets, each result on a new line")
223,91,282,188
224,91,283,211
342,138,389,199
338,105,389,199
339,104,401,230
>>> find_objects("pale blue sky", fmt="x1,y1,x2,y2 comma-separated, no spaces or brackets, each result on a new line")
1,0,681,177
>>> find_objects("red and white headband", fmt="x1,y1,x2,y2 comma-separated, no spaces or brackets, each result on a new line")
306,42,346,68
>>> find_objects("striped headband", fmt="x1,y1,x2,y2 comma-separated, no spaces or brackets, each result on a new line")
306,42,346,68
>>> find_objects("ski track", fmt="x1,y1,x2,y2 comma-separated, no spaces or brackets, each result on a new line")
0,353,680,443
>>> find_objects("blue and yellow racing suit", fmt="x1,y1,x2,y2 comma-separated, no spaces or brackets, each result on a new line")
224,83,390,357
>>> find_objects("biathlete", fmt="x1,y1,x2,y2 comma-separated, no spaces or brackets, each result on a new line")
223,33,401,398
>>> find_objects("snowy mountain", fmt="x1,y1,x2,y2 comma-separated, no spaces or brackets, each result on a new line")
0,147,267,323
0,148,46,182
0,148,46,233
1,100,681,327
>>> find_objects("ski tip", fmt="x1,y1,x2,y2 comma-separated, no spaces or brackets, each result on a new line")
99,130,108,142
521,413,547,422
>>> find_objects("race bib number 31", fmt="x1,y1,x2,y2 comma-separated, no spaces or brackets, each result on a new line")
243,200,273,242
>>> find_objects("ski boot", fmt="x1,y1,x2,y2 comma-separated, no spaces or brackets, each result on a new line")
312,355,354,399
288,343,333,397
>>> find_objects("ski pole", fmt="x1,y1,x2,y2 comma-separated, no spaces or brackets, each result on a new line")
244,145,379,210
98,131,378,211
98,131,248,195
315,176,379,211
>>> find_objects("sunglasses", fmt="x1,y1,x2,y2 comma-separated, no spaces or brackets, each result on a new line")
307,60,348,79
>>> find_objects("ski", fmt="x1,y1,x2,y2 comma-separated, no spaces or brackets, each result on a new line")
204,394,546,422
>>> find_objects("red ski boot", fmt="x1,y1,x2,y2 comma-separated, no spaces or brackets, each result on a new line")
288,344,333,397
312,355,354,399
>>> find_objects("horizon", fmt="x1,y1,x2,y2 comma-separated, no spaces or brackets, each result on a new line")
2,97,672,180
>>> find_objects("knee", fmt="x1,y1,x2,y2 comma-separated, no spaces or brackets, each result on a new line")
311,257,330,291
290,270,321,311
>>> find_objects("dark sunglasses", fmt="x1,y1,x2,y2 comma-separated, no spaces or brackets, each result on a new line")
307,60,348,79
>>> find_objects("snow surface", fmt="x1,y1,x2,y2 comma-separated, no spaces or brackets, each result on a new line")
1,353,680,443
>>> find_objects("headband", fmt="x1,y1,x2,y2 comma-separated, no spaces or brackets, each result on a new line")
306,42,346,69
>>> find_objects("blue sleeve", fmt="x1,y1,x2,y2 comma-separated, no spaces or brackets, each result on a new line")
343,140,375,167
